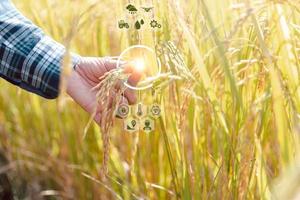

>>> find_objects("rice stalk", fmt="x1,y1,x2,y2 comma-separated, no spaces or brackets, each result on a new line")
84,68,129,179
247,0,291,166
171,0,229,134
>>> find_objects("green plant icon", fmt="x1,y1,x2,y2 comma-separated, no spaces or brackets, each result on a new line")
126,4,138,14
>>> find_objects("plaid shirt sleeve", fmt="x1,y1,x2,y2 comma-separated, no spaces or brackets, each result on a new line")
0,0,81,99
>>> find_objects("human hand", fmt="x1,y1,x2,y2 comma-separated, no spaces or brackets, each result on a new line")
66,57,140,124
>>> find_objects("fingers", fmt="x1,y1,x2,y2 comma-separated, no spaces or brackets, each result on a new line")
123,63,143,85
114,80,137,105
103,58,141,105
103,57,127,72
94,113,101,125
124,64,142,104
93,57,142,125
124,89,136,105
103,58,118,71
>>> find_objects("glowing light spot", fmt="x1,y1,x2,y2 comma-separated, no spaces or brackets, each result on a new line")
132,58,146,72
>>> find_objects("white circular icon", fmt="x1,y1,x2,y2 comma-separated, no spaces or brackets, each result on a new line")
117,45,161,91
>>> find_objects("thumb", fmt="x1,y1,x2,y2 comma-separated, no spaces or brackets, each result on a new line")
123,64,143,86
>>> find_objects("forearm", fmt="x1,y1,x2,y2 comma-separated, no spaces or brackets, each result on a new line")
0,0,80,99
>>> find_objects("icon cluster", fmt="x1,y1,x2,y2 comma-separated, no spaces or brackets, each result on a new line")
118,4,162,30
116,103,161,133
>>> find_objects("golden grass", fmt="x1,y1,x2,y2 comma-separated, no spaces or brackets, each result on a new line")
0,0,300,199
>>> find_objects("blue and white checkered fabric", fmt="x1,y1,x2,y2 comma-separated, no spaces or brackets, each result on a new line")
0,0,80,99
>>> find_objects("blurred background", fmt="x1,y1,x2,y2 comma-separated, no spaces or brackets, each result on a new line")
1,0,300,199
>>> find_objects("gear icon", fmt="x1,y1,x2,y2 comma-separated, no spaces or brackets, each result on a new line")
150,20,157,28
150,20,161,28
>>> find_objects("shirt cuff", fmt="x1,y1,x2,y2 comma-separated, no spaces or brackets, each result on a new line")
20,35,81,99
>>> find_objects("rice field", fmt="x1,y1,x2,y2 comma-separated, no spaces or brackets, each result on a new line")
1,0,300,199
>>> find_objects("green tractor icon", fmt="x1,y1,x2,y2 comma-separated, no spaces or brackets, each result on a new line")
118,20,129,29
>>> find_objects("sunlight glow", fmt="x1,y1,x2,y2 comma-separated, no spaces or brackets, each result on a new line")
133,58,146,72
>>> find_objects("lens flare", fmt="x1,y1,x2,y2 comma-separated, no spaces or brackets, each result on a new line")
132,58,146,72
